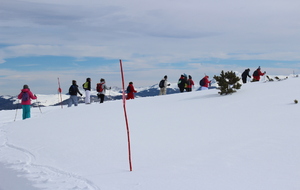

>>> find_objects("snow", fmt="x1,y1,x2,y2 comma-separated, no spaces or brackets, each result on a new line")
1,77,300,190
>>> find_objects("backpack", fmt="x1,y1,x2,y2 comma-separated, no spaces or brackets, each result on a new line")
159,80,165,88
96,83,103,92
126,86,131,93
253,70,259,76
83,82,89,89
22,92,29,101
200,78,205,86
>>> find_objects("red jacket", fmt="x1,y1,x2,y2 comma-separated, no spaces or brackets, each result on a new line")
126,84,137,100
187,79,194,88
202,76,211,87
252,69,265,81
17,88,37,105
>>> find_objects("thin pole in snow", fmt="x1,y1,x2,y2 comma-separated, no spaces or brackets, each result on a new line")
14,99,20,122
120,59,133,171
36,99,42,113
57,77,63,109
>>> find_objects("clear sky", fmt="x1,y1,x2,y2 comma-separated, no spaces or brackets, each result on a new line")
1,0,300,95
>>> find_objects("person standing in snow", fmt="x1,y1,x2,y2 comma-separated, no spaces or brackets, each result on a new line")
186,75,195,92
200,75,211,90
68,80,82,107
82,78,91,104
241,68,251,83
159,75,170,95
126,82,137,100
178,75,187,93
17,84,37,120
252,66,266,82
96,78,111,103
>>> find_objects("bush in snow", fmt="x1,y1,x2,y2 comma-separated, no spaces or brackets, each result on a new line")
213,70,242,95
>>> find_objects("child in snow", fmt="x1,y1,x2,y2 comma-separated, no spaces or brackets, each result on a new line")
17,85,37,120
126,82,137,100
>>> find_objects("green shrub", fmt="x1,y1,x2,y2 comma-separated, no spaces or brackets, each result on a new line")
213,70,242,95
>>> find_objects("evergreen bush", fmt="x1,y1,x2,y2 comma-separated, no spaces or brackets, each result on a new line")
213,70,242,95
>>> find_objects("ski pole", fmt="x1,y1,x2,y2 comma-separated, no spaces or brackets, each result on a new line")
36,99,42,113
14,100,20,122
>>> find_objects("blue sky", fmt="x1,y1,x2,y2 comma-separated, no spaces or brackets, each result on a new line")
1,0,300,95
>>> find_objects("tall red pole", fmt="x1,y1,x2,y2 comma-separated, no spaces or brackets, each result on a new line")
120,59,133,171
57,77,63,109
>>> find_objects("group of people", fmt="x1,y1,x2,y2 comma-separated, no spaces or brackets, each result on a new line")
241,66,266,83
177,74,211,92
17,66,266,120
159,66,266,95
158,74,211,95
68,78,138,107
177,74,196,92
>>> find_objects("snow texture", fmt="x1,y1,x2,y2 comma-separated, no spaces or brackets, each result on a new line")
0,76,300,190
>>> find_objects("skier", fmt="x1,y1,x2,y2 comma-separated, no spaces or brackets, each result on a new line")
178,75,187,93
159,75,170,95
17,84,37,120
186,75,195,92
241,68,251,83
68,80,82,107
96,78,111,103
126,82,137,100
200,75,211,90
82,78,91,104
252,66,266,82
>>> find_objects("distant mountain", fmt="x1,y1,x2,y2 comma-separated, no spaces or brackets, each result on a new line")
0,83,216,111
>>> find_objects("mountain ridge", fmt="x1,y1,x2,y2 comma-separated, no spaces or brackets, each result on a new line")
0,83,210,110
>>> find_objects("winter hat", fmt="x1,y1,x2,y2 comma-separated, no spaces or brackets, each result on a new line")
164,75,167,79
188,75,192,79
23,84,29,89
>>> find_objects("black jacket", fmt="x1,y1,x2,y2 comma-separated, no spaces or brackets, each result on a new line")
178,77,186,88
241,69,251,79
69,85,82,96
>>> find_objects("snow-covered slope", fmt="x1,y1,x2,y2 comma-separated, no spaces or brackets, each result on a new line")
0,77,300,190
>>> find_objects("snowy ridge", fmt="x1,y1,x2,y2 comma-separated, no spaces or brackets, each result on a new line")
0,75,300,190
0,74,290,110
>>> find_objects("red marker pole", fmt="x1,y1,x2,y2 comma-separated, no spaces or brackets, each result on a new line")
120,59,133,171
57,77,63,109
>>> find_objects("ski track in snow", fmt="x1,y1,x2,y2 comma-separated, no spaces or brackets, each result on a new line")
0,126,101,190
